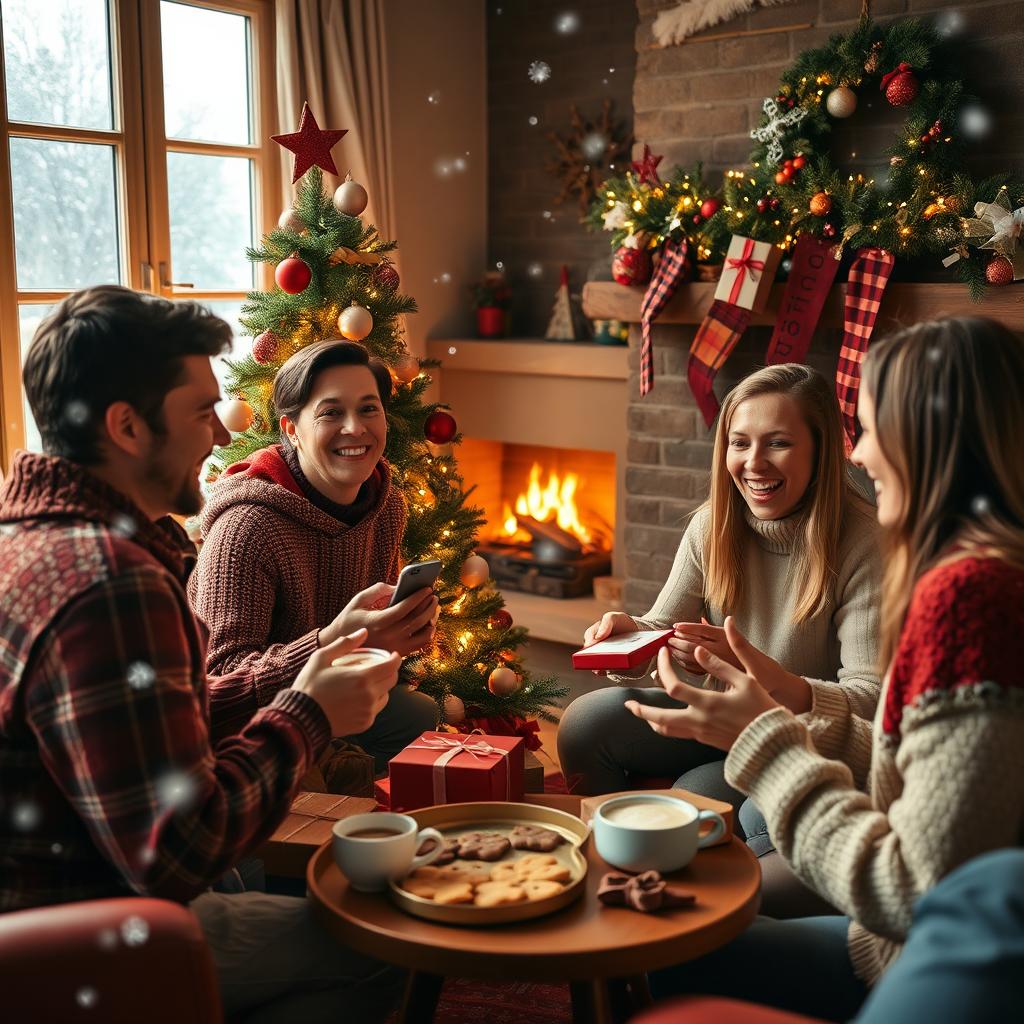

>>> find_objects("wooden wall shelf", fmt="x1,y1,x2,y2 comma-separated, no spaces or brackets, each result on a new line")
582,281,1024,330
425,338,628,380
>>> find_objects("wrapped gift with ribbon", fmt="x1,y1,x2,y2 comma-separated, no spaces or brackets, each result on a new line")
387,730,525,811
714,234,782,312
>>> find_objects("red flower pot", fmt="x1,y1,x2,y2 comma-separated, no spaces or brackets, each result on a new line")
476,306,505,338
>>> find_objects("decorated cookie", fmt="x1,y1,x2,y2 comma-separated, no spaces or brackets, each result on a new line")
520,879,564,900
433,882,475,905
434,861,493,886
454,831,512,861
509,825,565,852
473,881,528,907
490,854,571,884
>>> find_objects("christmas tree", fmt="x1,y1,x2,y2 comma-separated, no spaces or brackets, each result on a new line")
210,144,566,732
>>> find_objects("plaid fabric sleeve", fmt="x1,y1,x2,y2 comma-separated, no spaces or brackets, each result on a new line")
25,567,330,903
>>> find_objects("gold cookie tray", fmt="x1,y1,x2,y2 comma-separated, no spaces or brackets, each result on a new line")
389,801,590,926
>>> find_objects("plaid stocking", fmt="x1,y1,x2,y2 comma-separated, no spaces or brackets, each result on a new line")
836,247,895,447
687,299,753,426
639,237,691,395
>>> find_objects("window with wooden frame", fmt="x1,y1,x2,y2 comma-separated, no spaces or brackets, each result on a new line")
0,0,278,469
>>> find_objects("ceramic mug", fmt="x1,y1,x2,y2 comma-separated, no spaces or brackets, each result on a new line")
593,794,726,873
333,646,392,669
332,812,444,892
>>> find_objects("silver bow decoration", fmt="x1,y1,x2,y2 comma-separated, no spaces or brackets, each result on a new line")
750,97,807,165
963,187,1024,259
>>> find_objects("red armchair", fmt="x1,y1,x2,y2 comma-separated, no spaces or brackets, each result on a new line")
632,996,823,1024
0,897,222,1023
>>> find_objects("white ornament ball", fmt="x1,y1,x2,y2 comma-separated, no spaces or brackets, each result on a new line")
394,353,420,383
278,208,305,233
427,441,453,458
338,304,374,341
443,694,466,723
488,666,521,697
333,176,369,217
459,554,490,589
219,397,254,433
826,85,857,119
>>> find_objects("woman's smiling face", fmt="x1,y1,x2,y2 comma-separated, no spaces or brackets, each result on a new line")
725,392,815,520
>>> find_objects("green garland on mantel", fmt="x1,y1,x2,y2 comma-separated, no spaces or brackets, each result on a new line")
588,17,1024,298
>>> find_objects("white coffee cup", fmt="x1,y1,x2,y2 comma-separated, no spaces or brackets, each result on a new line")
333,646,392,669
593,794,726,873
332,812,444,892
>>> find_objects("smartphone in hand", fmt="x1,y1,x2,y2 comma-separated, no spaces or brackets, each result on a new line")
388,560,443,607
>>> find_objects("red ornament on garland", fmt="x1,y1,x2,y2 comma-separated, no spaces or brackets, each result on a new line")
424,410,457,444
275,256,312,294
985,256,1014,287
372,264,400,291
881,63,918,107
611,244,651,286
489,609,513,631
699,197,720,220
252,331,279,364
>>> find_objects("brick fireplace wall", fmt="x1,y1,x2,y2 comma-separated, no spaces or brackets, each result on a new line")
623,0,1024,612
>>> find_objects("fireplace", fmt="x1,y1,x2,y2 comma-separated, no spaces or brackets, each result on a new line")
457,439,615,599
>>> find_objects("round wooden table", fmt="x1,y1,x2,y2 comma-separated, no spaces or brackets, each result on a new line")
307,825,761,1023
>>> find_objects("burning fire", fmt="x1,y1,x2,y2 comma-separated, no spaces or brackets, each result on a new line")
501,462,604,548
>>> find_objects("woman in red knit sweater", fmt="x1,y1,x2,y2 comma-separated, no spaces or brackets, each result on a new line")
629,317,1024,1021
189,341,439,769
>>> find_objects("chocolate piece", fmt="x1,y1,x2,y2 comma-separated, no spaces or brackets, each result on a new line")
430,838,459,865
454,831,512,861
597,870,696,913
509,825,565,852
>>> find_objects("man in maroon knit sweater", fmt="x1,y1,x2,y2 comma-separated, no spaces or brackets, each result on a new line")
0,287,402,1022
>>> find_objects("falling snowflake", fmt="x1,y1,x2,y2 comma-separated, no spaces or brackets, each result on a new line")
156,770,197,813
495,261,504,270
452,156,467,173
448,347,458,356
121,915,150,947
76,987,99,1009
541,210,553,220
971,495,992,516
935,10,964,37
528,60,551,85
554,11,580,34
12,800,41,831
581,132,608,160
959,104,992,140
51,841,64,855
127,661,156,690
427,90,441,105
750,97,807,165
528,115,539,126
926,345,944,363
439,272,452,285
65,400,90,426
527,263,544,278
96,928,118,951
139,845,157,866
110,513,137,538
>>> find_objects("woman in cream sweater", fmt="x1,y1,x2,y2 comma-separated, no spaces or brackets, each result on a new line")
635,318,1024,1020
558,364,881,825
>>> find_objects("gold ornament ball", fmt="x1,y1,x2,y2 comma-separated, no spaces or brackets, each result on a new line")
219,397,254,433
487,666,521,697
459,554,490,589
825,85,857,119
333,176,369,217
809,192,832,217
443,694,466,723
338,303,374,341
278,208,305,233
394,353,420,383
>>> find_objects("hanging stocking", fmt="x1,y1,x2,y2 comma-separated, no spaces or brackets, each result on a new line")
687,234,781,425
836,247,896,448
639,237,691,396
765,234,840,365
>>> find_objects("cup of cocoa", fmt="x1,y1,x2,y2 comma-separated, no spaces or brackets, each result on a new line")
593,794,726,873
332,812,444,892
333,646,392,670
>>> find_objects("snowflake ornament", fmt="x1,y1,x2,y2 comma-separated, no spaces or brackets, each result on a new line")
750,97,807,164
528,60,551,84
121,915,150,947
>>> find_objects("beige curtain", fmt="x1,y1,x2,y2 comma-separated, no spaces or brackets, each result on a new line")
275,0,395,236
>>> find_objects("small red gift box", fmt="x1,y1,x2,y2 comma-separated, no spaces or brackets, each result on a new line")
571,629,674,670
388,731,525,811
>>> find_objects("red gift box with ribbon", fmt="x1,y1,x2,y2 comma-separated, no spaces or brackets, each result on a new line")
387,731,525,811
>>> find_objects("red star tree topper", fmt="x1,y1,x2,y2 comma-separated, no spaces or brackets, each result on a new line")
631,144,663,187
272,102,348,183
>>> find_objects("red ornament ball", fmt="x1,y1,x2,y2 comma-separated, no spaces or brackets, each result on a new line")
489,609,513,631
986,256,1014,287
792,155,806,170
700,198,720,220
252,331,279,364
883,66,918,107
691,214,703,225
424,410,457,445
756,198,768,214
275,256,311,294
774,171,787,186
770,197,781,211
372,264,400,291
611,244,652,287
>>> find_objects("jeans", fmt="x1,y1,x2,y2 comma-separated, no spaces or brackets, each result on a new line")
348,683,438,773
191,891,402,1024
649,914,866,1023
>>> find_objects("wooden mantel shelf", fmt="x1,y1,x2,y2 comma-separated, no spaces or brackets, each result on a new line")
583,280,1024,329
426,338,627,380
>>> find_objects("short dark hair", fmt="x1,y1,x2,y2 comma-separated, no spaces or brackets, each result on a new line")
273,340,393,426
23,286,232,464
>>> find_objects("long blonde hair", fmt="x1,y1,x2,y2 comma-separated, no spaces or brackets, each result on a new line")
705,363,865,623
861,317,1024,666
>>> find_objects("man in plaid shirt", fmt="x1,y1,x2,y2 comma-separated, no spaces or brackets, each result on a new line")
0,287,402,1021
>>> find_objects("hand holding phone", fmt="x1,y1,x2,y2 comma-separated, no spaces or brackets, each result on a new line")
388,560,443,607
